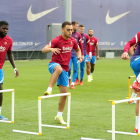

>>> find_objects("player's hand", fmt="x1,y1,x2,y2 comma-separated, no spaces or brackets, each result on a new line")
96,55,99,60
77,57,82,63
121,52,129,59
89,55,92,60
15,70,19,78
51,48,61,55
81,55,84,61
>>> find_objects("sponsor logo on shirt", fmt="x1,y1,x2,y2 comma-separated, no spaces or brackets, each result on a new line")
62,46,72,53
90,42,94,45
0,46,6,52
82,40,84,43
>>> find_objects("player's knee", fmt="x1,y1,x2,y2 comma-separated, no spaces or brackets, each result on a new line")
74,69,77,73
80,68,84,72
55,67,62,74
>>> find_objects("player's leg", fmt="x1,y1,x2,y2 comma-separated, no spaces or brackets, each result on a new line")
80,56,86,85
75,62,79,85
135,91,140,132
71,57,79,89
86,55,91,82
90,56,96,80
55,70,69,124
44,63,62,95
0,69,8,120
68,58,72,86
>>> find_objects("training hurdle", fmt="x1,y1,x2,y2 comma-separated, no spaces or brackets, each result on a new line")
13,92,71,135
107,97,140,140
0,89,14,123
127,76,136,99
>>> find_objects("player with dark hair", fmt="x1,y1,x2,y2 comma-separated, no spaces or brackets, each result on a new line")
122,32,140,132
42,21,82,124
75,24,91,85
68,21,84,89
0,21,19,120
86,29,99,82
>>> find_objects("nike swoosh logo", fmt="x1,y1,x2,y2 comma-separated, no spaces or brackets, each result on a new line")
27,5,59,21
35,42,40,46
106,10,130,24
111,42,116,45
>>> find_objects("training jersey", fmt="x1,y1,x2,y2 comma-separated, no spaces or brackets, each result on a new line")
48,35,79,72
71,31,84,57
0,35,12,69
124,32,140,63
81,33,91,56
89,36,98,56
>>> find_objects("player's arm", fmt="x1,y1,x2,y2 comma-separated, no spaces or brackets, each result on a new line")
86,35,92,59
78,34,84,59
122,32,140,59
42,40,61,54
7,51,19,77
95,41,99,60
129,45,135,56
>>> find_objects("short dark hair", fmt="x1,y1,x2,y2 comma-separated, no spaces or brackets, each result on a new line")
0,21,9,27
79,24,84,27
88,29,93,31
71,21,79,25
62,21,72,28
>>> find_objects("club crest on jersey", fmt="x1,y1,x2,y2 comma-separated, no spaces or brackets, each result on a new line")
75,35,77,37
70,41,72,45
4,42,7,45
83,37,85,39
92,40,94,42
0,46,6,52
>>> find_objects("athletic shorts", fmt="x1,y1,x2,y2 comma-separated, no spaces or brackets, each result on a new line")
85,55,96,64
48,62,69,87
0,69,4,84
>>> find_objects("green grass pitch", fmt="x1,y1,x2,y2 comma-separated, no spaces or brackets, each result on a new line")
1,58,139,140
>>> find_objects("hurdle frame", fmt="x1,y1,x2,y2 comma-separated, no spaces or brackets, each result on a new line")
127,76,136,99
0,89,14,123
107,97,140,140
13,92,71,135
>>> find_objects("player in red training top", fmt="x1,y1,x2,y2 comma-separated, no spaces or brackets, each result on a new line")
42,21,82,124
122,32,140,132
86,29,99,82
0,21,19,120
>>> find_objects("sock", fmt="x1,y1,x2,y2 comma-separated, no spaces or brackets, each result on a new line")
135,116,139,129
131,92,137,98
47,87,52,92
57,111,63,117
88,75,90,79
0,107,1,115
71,82,74,86
90,73,93,76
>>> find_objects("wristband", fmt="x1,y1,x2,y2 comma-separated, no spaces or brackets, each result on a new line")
14,68,17,73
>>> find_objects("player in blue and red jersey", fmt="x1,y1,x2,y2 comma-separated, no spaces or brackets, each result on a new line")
42,21,82,124
86,29,99,82
0,21,19,120
75,24,91,85
68,21,84,89
122,32,140,133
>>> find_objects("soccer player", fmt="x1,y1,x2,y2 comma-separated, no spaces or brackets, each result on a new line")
0,21,19,120
86,29,99,82
121,32,140,132
42,21,82,124
76,24,92,85
68,21,84,89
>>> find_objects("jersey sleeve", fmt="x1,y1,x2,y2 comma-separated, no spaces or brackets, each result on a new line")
8,39,13,51
86,35,91,53
78,33,84,55
124,32,140,53
73,40,79,50
48,38,57,48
